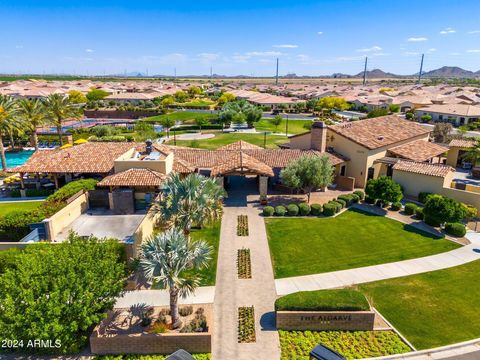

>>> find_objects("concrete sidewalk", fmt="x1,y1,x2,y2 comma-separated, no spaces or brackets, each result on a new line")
115,287,215,308
276,231,480,296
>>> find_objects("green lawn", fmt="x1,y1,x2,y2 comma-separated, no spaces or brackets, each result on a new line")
254,118,312,135
167,132,288,149
360,259,480,349
142,111,218,123
0,201,43,217
189,221,221,286
266,208,460,278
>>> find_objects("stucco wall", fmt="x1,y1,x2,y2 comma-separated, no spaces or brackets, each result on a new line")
289,133,312,150
392,170,448,197
441,187,480,211
131,206,160,257
48,192,89,241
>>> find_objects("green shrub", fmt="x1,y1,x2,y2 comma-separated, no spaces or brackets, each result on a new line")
424,215,441,227
424,194,467,226
350,193,360,203
26,189,54,197
275,289,370,312
364,196,375,204
330,201,343,213
404,203,418,215
323,203,337,216
335,199,346,209
287,204,299,216
353,190,365,200
310,203,322,216
390,202,402,211
298,203,310,216
263,206,274,217
274,205,287,216
445,222,467,237
418,192,433,204
415,207,424,220
47,179,98,203
338,194,354,206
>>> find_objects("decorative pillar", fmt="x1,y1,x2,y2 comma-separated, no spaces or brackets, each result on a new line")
35,173,41,190
259,176,268,196
53,174,59,189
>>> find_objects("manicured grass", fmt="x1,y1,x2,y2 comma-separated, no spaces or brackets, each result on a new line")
254,118,312,134
275,289,369,312
279,330,410,360
0,201,43,217
188,221,221,286
360,259,480,349
168,132,288,149
142,111,218,123
266,208,460,278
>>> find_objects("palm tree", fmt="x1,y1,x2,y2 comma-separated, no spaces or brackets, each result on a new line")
0,95,22,170
43,94,78,146
153,173,225,235
16,98,47,150
139,228,212,328
462,142,480,167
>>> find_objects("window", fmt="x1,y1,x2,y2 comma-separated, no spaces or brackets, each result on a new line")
340,165,346,176
367,167,375,180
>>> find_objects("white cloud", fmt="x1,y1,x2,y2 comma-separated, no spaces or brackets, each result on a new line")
273,44,298,48
407,37,428,42
449,52,461,56
466,49,480,53
439,27,456,34
428,48,437,52
246,51,281,57
468,30,480,34
85,49,94,53
371,52,389,57
197,53,220,63
356,45,382,52
317,31,323,35
231,55,250,63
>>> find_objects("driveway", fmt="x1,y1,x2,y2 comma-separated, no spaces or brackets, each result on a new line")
55,210,145,242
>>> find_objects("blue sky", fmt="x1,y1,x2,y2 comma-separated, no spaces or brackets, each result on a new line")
1,0,480,76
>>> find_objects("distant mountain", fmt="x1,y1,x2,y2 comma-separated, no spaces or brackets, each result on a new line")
353,68,398,78
421,66,478,78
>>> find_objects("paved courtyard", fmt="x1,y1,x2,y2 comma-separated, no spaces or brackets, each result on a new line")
55,210,145,242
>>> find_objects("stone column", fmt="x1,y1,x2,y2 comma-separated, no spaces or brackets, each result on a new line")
259,176,268,196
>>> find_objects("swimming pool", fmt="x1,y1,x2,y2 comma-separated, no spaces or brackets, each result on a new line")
6,150,34,168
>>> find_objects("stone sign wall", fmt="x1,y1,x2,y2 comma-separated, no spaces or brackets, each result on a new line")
276,310,375,331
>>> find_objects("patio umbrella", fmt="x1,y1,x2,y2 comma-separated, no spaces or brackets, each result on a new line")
73,138,88,145
59,143,73,149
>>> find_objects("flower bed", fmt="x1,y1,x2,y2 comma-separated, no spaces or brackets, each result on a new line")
238,306,256,343
237,248,252,279
237,215,249,236
279,330,410,360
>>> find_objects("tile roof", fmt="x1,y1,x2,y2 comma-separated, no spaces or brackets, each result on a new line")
417,104,480,116
210,152,274,177
449,139,477,148
329,115,431,150
393,160,454,177
11,142,135,174
97,168,167,187
217,140,263,150
388,140,448,162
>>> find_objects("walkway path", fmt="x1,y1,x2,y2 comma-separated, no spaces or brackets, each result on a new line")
212,192,280,359
276,230,480,296
115,287,215,308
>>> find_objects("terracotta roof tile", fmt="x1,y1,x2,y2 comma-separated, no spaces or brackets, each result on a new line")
97,168,167,187
389,140,448,162
217,140,263,150
393,160,454,177
449,139,477,148
210,152,274,177
329,115,430,150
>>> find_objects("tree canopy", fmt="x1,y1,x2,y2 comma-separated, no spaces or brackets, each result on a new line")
315,97,349,111
280,155,334,202
86,88,110,101
365,176,403,204
219,100,262,125
423,194,467,226
67,90,87,104
0,233,127,354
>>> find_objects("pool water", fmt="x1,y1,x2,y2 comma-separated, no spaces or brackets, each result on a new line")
6,150,34,168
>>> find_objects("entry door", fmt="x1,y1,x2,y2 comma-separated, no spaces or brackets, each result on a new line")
367,167,375,180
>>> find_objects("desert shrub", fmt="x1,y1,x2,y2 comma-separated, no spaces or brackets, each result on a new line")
179,306,194,317
353,190,365,200
404,203,418,215
390,202,402,211
310,203,322,216
323,203,337,216
445,222,467,237
415,207,424,220
274,205,287,216
287,204,299,216
298,203,311,216
263,206,274,217
418,192,433,204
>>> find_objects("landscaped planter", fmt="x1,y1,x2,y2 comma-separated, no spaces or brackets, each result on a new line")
276,310,375,331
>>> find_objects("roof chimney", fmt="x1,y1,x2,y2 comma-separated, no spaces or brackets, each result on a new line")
311,121,327,152
145,139,153,155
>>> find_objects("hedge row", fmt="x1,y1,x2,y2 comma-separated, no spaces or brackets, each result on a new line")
275,289,370,312
10,188,54,198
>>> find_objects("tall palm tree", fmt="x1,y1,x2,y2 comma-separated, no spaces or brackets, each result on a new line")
16,98,47,150
139,228,212,328
0,95,22,170
43,94,78,146
462,142,480,167
154,173,225,235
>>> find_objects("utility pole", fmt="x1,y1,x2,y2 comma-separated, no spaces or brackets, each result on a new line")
417,53,425,84
362,57,368,86
275,58,279,85
174,67,177,82
210,66,213,81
